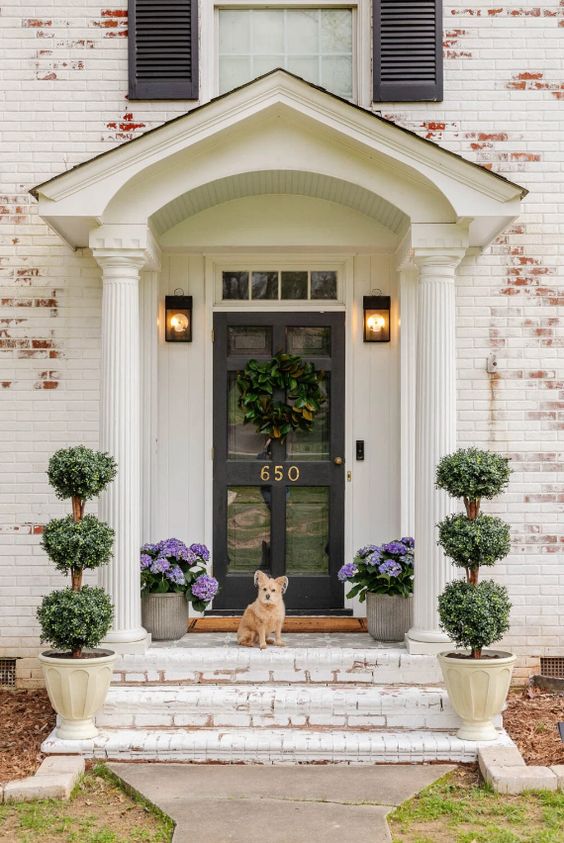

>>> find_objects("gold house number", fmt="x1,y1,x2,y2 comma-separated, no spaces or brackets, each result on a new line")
260,465,300,482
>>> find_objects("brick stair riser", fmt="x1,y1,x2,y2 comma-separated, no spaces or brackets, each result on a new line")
113,649,442,686
42,728,514,765
96,685,481,731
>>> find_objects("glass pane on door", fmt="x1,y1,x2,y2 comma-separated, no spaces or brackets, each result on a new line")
227,373,270,461
287,375,330,461
285,486,330,573
227,486,271,572
286,326,331,356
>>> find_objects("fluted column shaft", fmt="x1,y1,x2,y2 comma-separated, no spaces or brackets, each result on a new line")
399,263,418,538
95,252,146,646
407,251,464,653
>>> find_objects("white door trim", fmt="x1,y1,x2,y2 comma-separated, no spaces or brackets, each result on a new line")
203,253,354,611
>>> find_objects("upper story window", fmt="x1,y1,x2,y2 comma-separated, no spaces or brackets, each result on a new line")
218,9,353,100
127,0,442,105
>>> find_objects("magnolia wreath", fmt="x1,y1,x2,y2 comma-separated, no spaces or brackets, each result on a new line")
237,352,325,443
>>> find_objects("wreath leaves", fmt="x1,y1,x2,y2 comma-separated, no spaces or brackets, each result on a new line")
237,352,326,443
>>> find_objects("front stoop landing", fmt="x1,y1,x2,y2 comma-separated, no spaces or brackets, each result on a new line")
41,639,514,764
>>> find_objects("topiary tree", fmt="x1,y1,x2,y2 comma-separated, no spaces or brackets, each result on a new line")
436,448,512,659
37,446,117,658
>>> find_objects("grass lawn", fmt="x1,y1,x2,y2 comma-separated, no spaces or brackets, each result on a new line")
389,766,564,843
0,765,173,843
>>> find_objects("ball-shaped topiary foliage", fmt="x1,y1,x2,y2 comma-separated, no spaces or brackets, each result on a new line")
437,513,511,571
48,445,117,502
436,448,511,502
438,579,511,657
37,586,113,656
42,514,114,575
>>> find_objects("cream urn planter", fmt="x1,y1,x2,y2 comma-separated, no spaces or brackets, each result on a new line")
39,649,116,740
438,650,516,741
366,593,413,642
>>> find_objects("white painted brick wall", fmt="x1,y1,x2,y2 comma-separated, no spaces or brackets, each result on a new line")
1,0,563,667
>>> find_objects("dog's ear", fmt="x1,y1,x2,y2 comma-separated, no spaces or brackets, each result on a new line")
254,570,268,587
276,576,289,594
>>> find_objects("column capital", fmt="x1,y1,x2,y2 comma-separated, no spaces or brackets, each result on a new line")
412,248,466,274
397,261,418,279
89,223,161,270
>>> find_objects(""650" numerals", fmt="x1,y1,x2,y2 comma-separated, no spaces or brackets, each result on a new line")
260,464,300,482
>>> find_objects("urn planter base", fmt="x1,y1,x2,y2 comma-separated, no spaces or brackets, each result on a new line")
366,593,413,642
39,650,116,741
438,650,516,742
142,592,189,641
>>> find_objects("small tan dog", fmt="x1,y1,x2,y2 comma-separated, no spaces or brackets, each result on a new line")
237,570,288,650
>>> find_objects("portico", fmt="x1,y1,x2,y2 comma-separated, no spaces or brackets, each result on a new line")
30,70,525,655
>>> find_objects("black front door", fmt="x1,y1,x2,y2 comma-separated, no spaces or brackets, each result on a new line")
212,312,345,612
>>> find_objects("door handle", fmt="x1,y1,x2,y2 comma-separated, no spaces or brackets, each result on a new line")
334,457,344,465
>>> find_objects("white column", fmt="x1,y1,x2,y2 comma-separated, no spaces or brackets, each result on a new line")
406,251,464,654
399,263,418,538
95,251,147,650
140,270,159,544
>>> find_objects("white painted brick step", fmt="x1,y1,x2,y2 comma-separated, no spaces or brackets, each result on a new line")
42,727,514,765
113,647,442,686
97,684,471,731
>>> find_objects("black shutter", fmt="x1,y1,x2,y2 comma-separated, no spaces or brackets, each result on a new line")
128,0,199,100
373,0,443,102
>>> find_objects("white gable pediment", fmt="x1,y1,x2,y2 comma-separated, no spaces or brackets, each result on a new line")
31,70,526,249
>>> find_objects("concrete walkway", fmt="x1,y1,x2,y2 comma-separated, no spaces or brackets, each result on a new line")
109,763,453,843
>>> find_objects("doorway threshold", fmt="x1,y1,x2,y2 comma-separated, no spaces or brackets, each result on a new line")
189,616,365,633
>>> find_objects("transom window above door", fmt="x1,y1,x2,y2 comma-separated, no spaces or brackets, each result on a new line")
222,269,338,301
218,9,353,99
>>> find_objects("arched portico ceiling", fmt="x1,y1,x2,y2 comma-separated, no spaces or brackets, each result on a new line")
30,69,527,250
151,170,408,237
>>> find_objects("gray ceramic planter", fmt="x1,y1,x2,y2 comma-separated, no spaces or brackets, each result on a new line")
142,592,188,641
366,592,413,642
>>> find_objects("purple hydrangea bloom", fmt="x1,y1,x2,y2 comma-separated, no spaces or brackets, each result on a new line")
141,543,158,555
337,562,358,582
401,536,415,549
140,553,152,570
150,556,171,575
191,574,219,602
157,538,191,561
366,549,382,566
168,564,186,586
379,559,402,577
356,544,379,558
190,543,210,562
382,541,407,556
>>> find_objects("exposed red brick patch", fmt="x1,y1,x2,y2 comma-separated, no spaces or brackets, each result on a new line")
507,71,564,98
93,8,128,37
465,130,509,151
443,28,473,58
104,111,146,142
23,19,53,27
457,6,557,16
34,370,60,390
0,523,44,535
1,381,12,389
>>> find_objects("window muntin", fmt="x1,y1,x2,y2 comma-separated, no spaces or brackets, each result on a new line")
222,269,338,301
218,8,353,99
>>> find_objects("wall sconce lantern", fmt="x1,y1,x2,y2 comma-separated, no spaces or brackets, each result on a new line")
165,290,192,343
363,293,391,343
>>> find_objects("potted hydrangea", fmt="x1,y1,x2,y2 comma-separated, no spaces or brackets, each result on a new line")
140,539,218,640
37,446,116,740
338,538,414,641
436,448,514,741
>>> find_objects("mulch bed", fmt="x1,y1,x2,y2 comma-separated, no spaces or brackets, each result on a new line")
0,689,55,785
503,686,564,766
